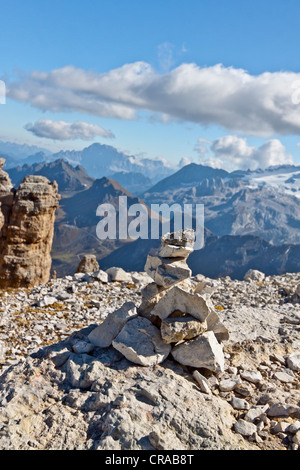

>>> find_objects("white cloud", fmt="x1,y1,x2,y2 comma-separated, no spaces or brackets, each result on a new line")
178,156,194,168
7,62,300,136
194,137,211,156
24,119,114,141
198,156,224,169
157,42,175,72
202,135,294,171
0,80,6,104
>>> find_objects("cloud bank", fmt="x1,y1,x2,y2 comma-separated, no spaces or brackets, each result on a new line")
195,135,294,171
25,119,114,141
7,62,300,137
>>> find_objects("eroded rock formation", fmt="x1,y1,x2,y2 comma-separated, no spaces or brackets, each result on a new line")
0,160,60,288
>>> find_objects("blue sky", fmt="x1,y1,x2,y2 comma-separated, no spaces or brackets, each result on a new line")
1,0,300,170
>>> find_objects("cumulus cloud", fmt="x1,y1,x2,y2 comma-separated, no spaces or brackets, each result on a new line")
24,118,114,141
7,62,300,137
198,135,294,171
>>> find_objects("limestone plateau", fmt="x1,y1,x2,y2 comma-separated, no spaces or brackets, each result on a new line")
0,229,299,451
0,158,60,288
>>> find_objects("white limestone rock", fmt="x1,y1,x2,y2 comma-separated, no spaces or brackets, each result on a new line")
140,282,165,302
160,315,207,344
273,371,296,384
151,286,213,322
91,270,109,283
37,295,57,307
88,302,137,348
292,430,300,446
138,278,196,318
244,405,269,423
240,370,263,384
171,331,225,373
162,229,195,246
193,370,211,395
130,272,153,286
230,397,250,411
158,229,194,258
219,377,241,392
0,352,257,450
286,352,300,371
267,402,291,418
106,267,133,283
72,340,94,355
144,255,191,288
234,419,257,437
244,269,265,283
150,286,229,341
0,341,6,361
158,244,193,259
112,316,171,366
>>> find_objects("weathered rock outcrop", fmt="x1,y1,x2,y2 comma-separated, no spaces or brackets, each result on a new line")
76,254,99,274
0,159,14,235
0,342,255,450
0,161,60,288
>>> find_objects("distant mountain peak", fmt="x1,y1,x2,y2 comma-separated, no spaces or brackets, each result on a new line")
6,158,94,193
145,162,229,194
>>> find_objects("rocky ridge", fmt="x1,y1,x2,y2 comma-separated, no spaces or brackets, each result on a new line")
0,232,299,450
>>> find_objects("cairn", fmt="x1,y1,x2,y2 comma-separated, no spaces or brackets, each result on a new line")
88,229,228,373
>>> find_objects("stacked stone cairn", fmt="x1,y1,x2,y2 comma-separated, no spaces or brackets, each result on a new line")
88,229,228,374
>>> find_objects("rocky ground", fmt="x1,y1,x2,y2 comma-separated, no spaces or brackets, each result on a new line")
0,267,299,450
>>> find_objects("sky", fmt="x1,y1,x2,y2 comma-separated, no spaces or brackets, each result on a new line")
1,0,300,170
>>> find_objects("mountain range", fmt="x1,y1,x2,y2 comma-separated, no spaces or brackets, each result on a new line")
3,139,300,279
0,141,174,190
142,162,300,245
100,231,300,280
